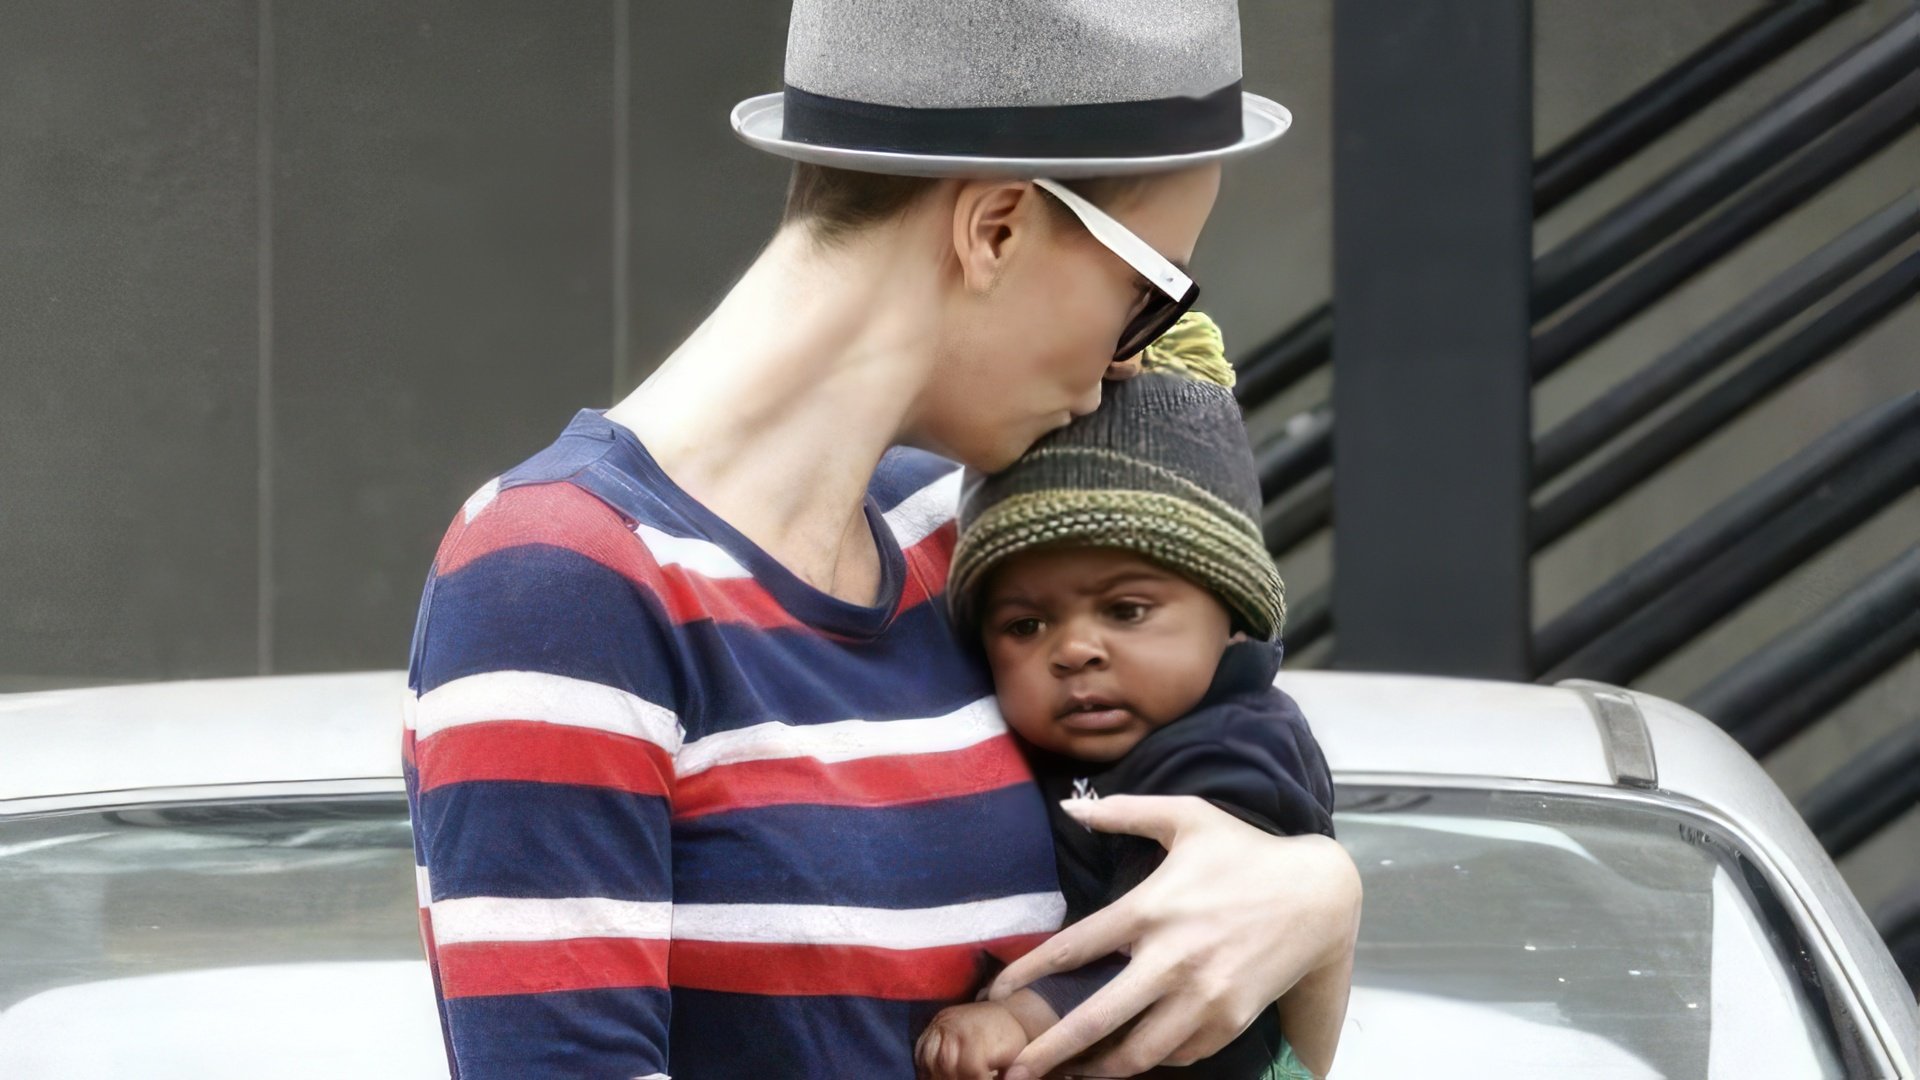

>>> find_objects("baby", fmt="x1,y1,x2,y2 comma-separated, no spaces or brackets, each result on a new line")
917,314,1345,1080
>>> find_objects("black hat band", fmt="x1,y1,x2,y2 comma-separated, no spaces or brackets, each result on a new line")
781,80,1245,160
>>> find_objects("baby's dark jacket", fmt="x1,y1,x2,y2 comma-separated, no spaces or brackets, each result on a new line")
1019,638,1336,1079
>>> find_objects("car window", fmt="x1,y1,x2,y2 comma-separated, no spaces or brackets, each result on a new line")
1335,786,1851,1079
0,796,446,1078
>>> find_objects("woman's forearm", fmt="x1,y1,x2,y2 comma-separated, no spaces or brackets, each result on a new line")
1276,944,1354,1078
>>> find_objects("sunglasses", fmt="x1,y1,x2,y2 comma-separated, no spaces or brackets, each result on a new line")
1032,177,1201,363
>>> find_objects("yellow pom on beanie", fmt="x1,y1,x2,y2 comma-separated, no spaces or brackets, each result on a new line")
1139,311,1234,389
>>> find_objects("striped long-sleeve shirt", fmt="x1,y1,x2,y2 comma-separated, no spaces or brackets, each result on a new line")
402,408,1066,1079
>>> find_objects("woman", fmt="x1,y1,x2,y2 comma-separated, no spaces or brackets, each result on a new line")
402,3,1360,1077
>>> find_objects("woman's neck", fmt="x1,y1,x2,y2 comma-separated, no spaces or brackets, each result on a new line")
605,223,945,603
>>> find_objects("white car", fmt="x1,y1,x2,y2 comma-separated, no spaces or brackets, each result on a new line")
1,671,1914,1078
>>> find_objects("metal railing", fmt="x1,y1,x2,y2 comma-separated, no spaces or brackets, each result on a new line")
1245,2,1920,985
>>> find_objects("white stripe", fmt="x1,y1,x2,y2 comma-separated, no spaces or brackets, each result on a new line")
883,470,962,549
415,864,432,905
672,892,1064,950
400,688,419,732
414,670,681,754
430,896,673,945
634,522,751,579
461,477,501,523
675,697,1005,778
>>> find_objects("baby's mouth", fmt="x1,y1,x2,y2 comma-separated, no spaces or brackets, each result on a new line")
1056,695,1135,733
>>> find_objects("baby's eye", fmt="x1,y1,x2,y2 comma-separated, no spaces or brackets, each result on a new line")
1108,601,1149,623
1002,617,1044,639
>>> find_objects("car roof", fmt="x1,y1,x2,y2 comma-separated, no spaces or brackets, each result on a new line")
0,672,409,811
1,668,1912,1069
0,668,1632,806
0,666,1863,813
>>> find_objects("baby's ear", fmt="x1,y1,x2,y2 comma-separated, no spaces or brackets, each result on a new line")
1228,629,1249,643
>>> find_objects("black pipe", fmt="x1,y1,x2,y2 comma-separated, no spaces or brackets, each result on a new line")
1235,306,1333,408
1691,543,1920,728
1873,879,1920,991
1262,472,1333,556
1531,9,1920,316
1542,426,1920,686
1532,72,1920,380
1535,0,1863,214
1796,715,1920,857
1533,249,1920,550
1533,394,1920,670
1736,608,1920,758
1261,251,1920,566
1282,586,1333,654
1255,406,1334,502
1234,1,1867,410
1534,193,1920,485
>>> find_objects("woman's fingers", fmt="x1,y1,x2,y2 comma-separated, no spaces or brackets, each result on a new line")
1003,961,1170,1080
987,901,1141,1001
1060,793,1209,847
1076,993,1235,1076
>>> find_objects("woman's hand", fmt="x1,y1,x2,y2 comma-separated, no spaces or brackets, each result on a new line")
987,794,1361,1080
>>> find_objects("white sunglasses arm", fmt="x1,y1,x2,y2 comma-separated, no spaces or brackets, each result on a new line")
1032,177,1193,300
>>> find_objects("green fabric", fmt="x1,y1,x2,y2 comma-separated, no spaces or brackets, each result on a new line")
1262,1037,1316,1080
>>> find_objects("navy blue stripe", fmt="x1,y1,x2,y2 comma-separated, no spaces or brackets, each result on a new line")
444,987,669,1080
418,781,671,902
671,988,950,1080
673,600,992,735
673,783,1059,907
416,545,680,700
403,761,429,867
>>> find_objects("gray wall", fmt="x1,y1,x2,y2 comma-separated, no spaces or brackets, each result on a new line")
2,3,1914,904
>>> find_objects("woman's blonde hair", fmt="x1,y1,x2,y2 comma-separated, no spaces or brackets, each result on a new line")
782,164,1147,246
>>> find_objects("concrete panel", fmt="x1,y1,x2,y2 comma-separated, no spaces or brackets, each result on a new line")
269,1,615,671
0,1,260,684
623,0,791,389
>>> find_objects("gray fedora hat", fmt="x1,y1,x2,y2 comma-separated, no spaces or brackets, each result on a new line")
731,0,1291,178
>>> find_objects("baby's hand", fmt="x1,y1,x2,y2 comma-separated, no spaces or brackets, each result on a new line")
915,1000,1031,1080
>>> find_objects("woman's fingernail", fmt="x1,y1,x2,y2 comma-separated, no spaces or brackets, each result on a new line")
1059,798,1093,817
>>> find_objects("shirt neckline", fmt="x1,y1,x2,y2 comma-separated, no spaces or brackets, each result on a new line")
580,408,908,640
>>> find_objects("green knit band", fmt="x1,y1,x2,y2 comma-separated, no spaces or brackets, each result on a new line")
950,487,1286,640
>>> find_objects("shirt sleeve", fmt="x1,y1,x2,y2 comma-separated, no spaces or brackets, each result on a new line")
402,481,681,1080
1024,691,1336,1021
1124,690,1337,840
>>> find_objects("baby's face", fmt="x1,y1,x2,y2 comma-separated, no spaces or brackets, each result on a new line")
979,547,1234,762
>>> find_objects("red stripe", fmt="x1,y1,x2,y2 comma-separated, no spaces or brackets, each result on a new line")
415,720,674,797
647,563,802,631
674,737,1032,819
895,519,957,616
437,936,671,999
670,932,1051,1000
401,727,417,769
431,484,806,632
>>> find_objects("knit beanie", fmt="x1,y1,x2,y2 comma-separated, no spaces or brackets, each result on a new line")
949,312,1285,640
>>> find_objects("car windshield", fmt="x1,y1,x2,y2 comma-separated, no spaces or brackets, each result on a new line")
0,795,445,1077
1336,785,1851,1079
0,788,1862,1079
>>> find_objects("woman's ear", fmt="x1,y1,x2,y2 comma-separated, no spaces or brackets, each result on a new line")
951,180,1041,293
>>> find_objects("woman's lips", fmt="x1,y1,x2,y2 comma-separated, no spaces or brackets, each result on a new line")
1058,706,1134,732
